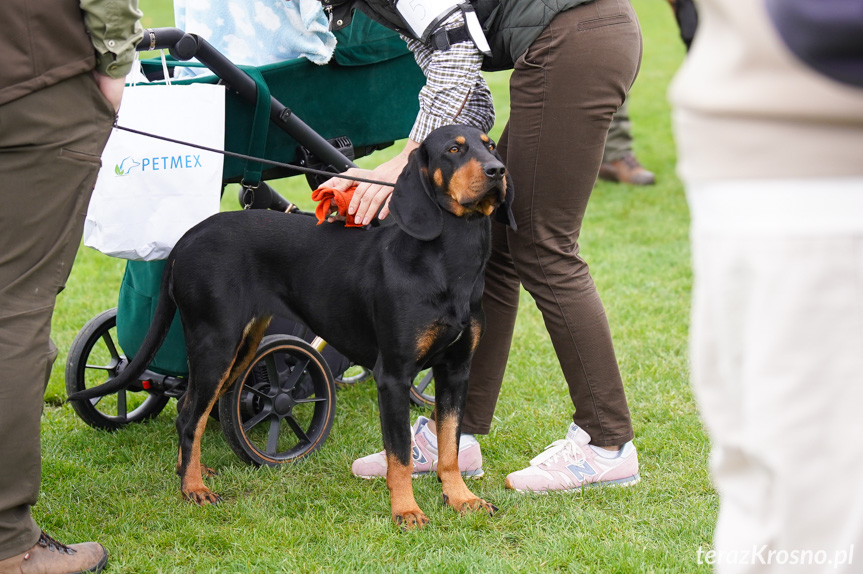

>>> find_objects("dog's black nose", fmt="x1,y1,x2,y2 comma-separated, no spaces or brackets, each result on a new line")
485,164,505,180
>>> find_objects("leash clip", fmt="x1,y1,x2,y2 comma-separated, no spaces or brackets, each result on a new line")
240,180,260,210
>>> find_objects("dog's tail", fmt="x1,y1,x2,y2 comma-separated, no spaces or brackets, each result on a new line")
68,258,178,401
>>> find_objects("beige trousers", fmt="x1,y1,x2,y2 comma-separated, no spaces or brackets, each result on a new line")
687,178,863,574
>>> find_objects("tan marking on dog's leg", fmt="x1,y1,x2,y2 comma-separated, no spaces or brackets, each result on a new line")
437,414,496,516
181,404,221,505
416,322,443,362
386,453,428,530
220,316,272,398
182,317,270,504
178,447,216,477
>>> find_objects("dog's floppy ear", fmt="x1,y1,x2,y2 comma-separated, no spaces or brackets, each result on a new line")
493,151,517,230
389,144,444,241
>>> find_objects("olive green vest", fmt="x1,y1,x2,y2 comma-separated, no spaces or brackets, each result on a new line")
0,0,95,105
479,0,592,71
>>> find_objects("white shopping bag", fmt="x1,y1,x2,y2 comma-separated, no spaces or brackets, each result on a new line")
84,73,226,261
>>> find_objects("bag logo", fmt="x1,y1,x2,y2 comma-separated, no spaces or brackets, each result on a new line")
114,154,204,177
114,156,141,176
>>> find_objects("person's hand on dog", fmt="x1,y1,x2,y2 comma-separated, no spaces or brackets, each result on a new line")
323,166,391,225
322,140,419,226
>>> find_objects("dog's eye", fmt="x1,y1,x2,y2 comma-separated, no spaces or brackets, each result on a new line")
448,146,460,154
487,142,496,151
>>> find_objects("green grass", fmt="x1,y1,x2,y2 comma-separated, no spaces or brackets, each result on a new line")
39,1,715,571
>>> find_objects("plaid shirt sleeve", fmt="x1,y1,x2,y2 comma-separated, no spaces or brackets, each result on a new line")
404,12,495,143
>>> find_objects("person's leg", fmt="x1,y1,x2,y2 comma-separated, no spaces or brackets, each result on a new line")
0,73,114,561
599,97,656,185
602,98,633,163
688,179,863,573
463,0,641,447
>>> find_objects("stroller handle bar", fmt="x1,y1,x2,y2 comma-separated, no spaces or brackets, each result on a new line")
136,28,358,175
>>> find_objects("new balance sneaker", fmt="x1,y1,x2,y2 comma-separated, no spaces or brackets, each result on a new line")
351,416,484,479
504,423,640,493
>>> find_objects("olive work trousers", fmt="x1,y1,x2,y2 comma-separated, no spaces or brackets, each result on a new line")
0,72,114,558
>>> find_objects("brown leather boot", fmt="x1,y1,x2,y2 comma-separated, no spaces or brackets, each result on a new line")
598,154,656,185
0,531,107,574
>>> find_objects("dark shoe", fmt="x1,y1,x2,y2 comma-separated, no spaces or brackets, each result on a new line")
598,154,656,186
0,531,107,574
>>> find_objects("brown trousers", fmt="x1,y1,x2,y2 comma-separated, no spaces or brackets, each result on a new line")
0,72,114,558
461,0,642,447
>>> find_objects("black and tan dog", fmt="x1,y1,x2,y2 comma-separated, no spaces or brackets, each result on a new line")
70,125,514,529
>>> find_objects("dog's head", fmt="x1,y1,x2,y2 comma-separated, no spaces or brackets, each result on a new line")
389,125,516,241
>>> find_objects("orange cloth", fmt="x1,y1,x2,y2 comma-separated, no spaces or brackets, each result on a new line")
311,184,363,227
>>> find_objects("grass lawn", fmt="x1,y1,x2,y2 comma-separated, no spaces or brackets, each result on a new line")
38,1,716,571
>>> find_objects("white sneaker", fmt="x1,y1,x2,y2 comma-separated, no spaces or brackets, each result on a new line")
505,424,640,493
351,416,484,479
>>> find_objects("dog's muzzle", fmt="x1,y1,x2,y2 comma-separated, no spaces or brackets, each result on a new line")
476,161,506,207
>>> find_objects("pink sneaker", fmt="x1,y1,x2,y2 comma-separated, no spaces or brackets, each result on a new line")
504,424,640,493
351,416,484,479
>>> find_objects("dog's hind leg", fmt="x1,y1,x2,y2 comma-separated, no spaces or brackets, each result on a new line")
176,317,271,505
220,316,272,399
433,327,497,516
375,367,429,530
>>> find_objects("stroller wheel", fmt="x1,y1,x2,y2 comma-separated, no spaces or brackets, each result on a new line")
409,369,435,407
220,335,336,466
65,308,169,430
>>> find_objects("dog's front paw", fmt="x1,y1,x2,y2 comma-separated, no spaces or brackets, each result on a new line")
392,510,430,531
442,493,497,516
183,487,222,505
